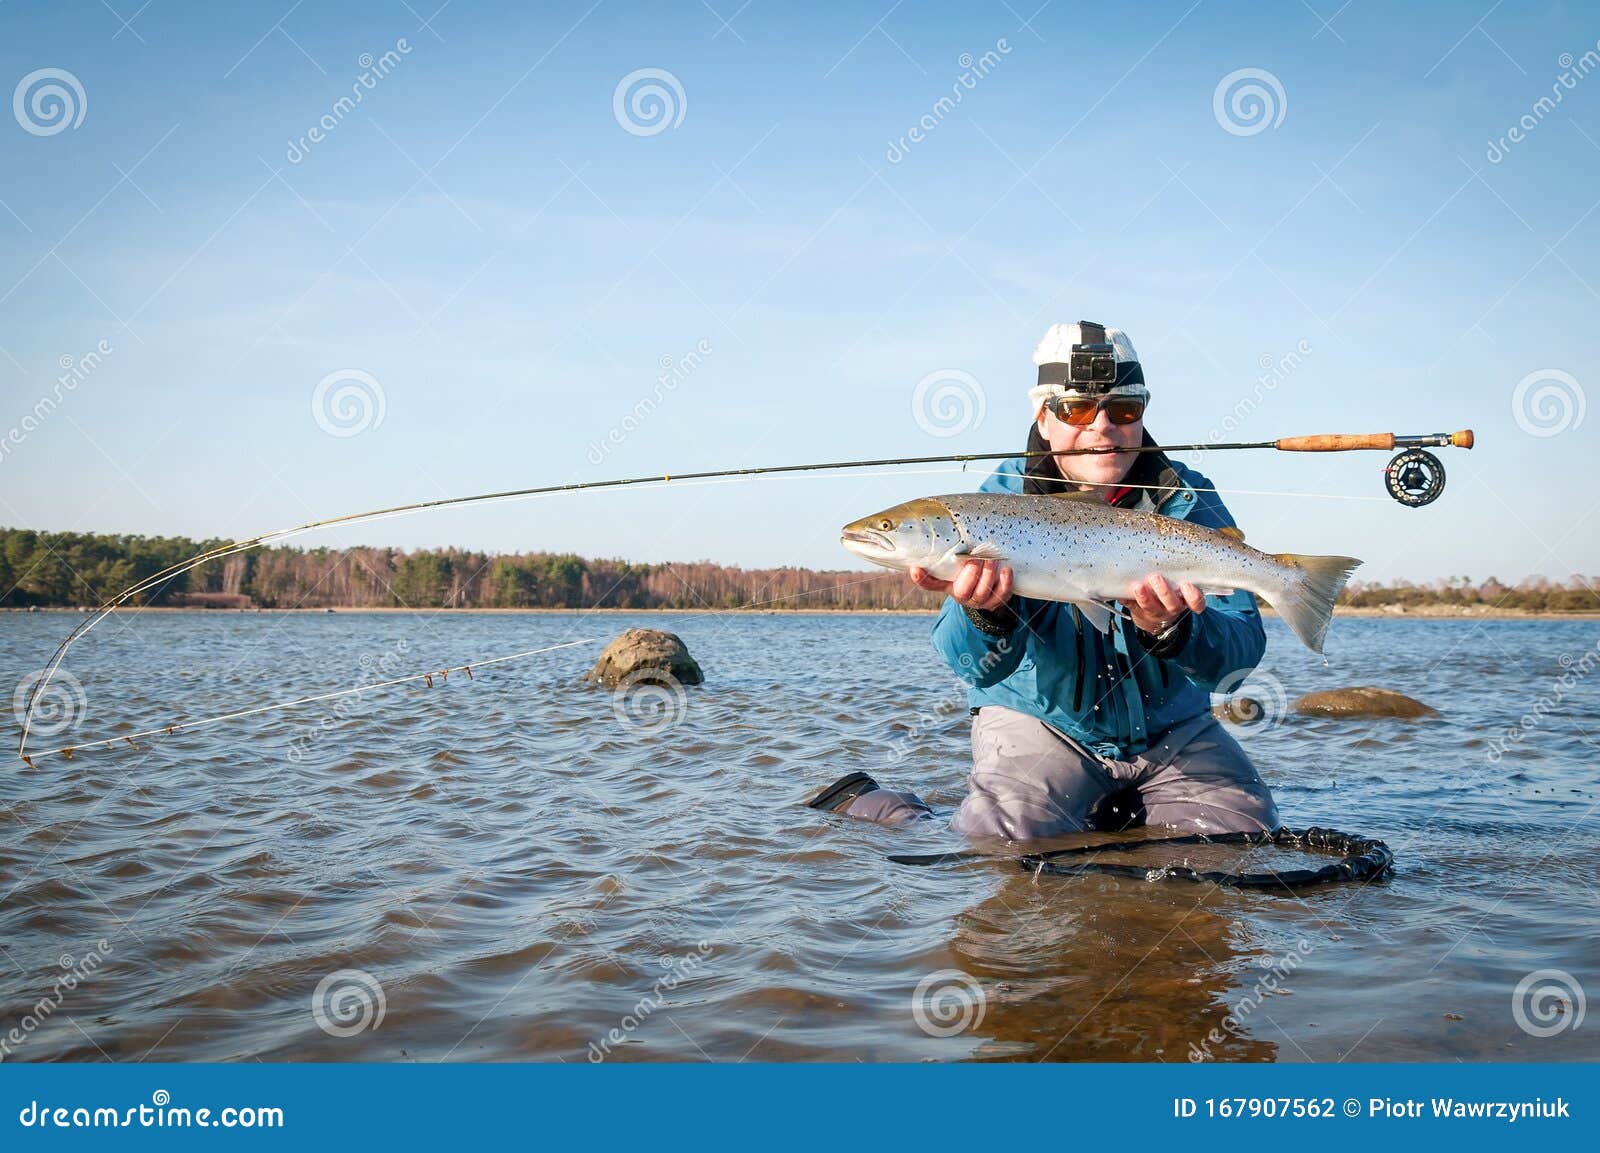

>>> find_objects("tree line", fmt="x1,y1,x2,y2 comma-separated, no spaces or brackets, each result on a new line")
1341,575,1600,613
2,529,1596,613
0,528,943,610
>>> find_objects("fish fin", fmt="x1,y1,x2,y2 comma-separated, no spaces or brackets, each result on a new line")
964,542,1006,561
1200,585,1236,596
1217,526,1245,542
1267,553,1363,653
1051,490,1109,504
1069,599,1116,633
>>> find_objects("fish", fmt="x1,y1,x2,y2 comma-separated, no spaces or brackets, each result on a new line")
840,492,1361,652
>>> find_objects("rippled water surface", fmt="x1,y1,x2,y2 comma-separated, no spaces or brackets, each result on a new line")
2,610,1596,1062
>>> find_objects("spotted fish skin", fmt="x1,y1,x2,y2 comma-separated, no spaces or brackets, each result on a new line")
840,492,1361,652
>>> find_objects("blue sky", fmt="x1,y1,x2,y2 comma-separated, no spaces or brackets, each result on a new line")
1,0,1597,584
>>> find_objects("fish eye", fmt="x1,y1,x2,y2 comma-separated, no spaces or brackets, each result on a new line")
877,518,893,530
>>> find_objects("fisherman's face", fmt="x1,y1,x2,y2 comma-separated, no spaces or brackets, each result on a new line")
1036,397,1143,491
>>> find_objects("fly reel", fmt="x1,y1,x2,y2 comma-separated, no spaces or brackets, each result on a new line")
1385,447,1446,507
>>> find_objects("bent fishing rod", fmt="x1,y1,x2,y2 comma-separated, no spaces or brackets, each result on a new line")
16,426,1473,764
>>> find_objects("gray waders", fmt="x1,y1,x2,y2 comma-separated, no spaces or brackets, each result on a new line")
822,706,1279,840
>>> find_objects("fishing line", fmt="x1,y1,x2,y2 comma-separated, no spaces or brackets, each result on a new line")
16,429,1472,763
19,639,597,766
1060,479,1390,502
13,465,982,760
17,472,977,763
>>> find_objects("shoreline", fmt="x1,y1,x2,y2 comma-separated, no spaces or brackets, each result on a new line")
1,605,942,616
5,606,1600,621
1329,607,1600,620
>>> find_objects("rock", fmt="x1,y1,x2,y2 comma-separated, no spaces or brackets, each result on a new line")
584,628,704,688
1293,686,1439,719
1212,698,1265,724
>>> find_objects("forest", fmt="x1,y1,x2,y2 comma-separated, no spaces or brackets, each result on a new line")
2,528,1596,613
0,528,940,610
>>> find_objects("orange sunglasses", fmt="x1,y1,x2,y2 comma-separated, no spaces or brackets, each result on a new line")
1047,395,1147,427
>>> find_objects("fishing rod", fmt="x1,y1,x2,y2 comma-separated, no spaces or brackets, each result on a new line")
14,427,1474,764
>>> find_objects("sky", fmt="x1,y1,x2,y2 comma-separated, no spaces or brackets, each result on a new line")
1,0,1597,585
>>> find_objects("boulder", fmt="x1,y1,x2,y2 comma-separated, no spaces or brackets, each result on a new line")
1293,686,1439,719
584,628,704,688
1212,697,1266,724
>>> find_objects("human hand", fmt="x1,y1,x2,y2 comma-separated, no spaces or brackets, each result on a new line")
1121,574,1206,635
910,560,1014,611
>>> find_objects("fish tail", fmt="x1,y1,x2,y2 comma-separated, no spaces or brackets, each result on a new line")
1266,553,1363,653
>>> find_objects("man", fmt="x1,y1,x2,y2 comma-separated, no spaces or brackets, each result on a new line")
810,320,1279,840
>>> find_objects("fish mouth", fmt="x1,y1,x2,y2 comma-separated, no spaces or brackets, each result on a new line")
839,528,892,555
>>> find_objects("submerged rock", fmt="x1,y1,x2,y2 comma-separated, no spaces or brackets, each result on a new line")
584,628,704,688
1293,686,1439,719
1212,697,1265,724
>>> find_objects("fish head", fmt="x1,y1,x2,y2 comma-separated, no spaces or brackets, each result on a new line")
840,497,963,570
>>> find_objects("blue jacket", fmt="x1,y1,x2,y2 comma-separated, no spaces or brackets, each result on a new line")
931,454,1265,757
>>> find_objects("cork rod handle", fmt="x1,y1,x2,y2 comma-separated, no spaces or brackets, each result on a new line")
1274,433,1396,452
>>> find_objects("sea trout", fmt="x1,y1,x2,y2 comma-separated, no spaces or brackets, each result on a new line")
840,492,1361,652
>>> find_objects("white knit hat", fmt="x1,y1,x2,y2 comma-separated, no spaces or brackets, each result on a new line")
1033,321,1139,367
1028,320,1148,415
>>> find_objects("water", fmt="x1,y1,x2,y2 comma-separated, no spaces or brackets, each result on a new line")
1,610,1596,1062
